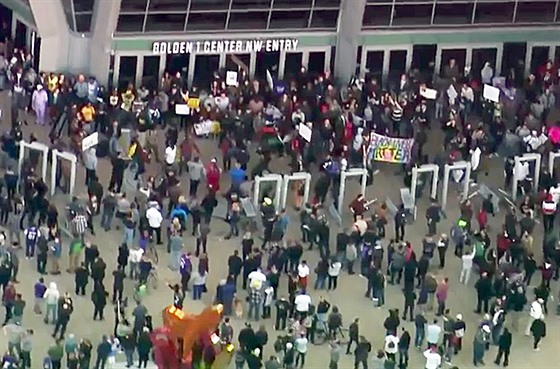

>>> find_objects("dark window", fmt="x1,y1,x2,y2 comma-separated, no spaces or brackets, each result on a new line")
193,55,220,88
433,2,473,24
116,14,145,32
118,56,138,90
228,11,269,29
145,13,186,32
186,11,227,30
231,0,272,10
269,11,311,29
226,54,251,71
365,50,384,77
75,13,92,32
72,0,94,12
62,0,76,30
412,44,436,74
392,4,433,26
120,0,148,12
362,5,392,27
148,0,189,12
474,1,515,23
273,0,313,9
515,1,556,23
313,0,341,7
189,0,230,11
255,51,280,79
308,52,326,75
309,9,339,28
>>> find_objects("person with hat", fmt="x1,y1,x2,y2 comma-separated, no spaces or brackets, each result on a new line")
472,324,490,366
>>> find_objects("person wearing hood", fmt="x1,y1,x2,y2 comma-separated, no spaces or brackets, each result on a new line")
43,282,60,324
481,62,494,85
31,84,48,125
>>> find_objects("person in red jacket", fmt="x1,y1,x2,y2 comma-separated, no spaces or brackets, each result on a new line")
477,206,488,231
496,228,511,261
205,158,221,193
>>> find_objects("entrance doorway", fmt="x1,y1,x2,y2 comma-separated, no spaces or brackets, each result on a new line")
255,51,280,80
193,55,219,88
284,52,303,80
142,56,160,91
502,42,526,85
226,54,250,75
530,46,550,74
365,50,383,82
14,21,27,50
412,44,436,81
166,54,189,78
440,49,466,75
472,48,497,80
308,51,326,77
118,56,138,90
388,50,407,82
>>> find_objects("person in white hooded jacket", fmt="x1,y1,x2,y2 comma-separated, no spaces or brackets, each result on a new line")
525,298,544,336
43,282,60,324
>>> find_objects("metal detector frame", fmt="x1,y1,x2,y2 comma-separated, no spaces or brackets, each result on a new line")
411,164,440,204
548,151,560,180
280,172,312,210
512,153,541,199
18,141,49,182
441,161,472,210
338,168,368,214
254,174,283,211
50,149,78,197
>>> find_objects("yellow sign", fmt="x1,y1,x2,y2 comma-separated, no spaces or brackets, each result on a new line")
187,98,200,110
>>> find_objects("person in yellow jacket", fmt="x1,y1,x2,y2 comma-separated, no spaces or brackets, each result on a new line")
80,102,96,123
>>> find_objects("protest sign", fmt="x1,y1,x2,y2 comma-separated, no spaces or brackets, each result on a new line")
266,70,274,89
226,71,238,86
420,88,437,100
194,120,213,136
368,133,414,164
483,84,500,103
298,124,312,142
82,132,99,151
175,104,190,115
447,85,458,101
187,98,200,110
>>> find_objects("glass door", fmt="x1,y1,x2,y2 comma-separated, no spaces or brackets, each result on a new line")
308,51,326,77
14,21,27,50
118,56,138,91
472,48,497,81
284,52,303,81
142,55,160,91
440,49,467,79
412,44,436,82
388,50,407,82
226,54,250,73
530,46,550,74
502,42,527,85
365,50,384,82
166,54,189,76
193,55,220,89
255,51,280,80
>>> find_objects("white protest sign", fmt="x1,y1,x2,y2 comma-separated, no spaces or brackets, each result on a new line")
483,84,500,103
82,132,99,151
298,124,312,142
226,71,238,87
266,69,274,89
420,88,437,100
452,170,464,183
175,104,190,116
194,120,213,136
447,85,458,101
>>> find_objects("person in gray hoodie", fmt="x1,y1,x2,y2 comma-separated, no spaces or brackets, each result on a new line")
187,156,205,197
7,203,24,246
168,234,183,271
73,74,88,102
83,148,98,187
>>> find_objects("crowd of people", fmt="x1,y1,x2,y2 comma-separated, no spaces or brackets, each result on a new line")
0,40,559,369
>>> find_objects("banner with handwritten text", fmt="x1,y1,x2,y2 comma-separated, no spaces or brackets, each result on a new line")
368,133,414,164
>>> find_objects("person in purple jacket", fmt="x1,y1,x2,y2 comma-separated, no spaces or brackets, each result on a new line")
33,277,47,314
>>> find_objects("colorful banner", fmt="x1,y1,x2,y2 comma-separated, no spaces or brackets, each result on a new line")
368,133,414,163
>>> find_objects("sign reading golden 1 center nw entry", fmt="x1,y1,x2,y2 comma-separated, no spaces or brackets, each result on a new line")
152,38,299,55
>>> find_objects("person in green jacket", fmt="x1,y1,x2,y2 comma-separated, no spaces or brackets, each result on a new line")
48,339,64,369
68,239,84,273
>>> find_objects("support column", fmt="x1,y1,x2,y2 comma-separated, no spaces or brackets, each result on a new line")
90,0,122,85
28,0,71,72
334,0,366,84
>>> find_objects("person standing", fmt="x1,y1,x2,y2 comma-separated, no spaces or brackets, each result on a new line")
328,340,341,369
394,205,407,241
435,277,449,316
525,297,544,336
75,263,89,296
146,204,163,245
530,316,546,351
425,200,441,236
472,325,490,367
402,287,417,322
459,247,476,285
294,333,308,368
346,318,360,355
494,327,512,367
474,272,492,314
384,333,399,361
20,329,33,369
94,335,111,369
354,336,371,369
426,319,441,349
23,224,39,259
47,339,64,369
414,312,427,349
423,346,441,369
91,283,108,321
437,234,449,269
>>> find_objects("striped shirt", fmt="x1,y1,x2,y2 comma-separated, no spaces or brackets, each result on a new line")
72,215,88,235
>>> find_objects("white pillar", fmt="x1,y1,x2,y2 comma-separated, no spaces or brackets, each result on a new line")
70,161,77,196
334,0,367,84
136,56,144,87
89,0,122,85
